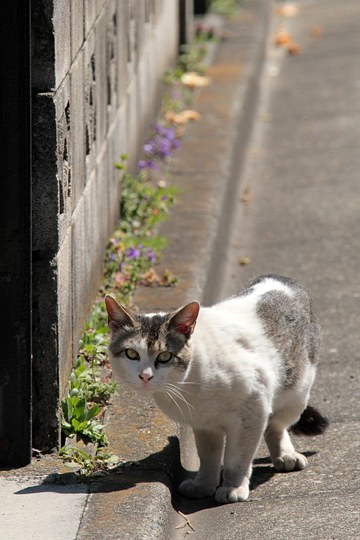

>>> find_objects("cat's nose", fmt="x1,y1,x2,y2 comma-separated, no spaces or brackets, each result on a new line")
139,368,153,382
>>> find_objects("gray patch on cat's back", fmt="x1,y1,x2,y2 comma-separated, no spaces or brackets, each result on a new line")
256,283,321,386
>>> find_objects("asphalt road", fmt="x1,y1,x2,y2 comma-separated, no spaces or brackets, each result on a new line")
168,1,360,538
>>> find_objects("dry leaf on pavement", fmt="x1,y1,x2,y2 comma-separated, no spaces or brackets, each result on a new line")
274,29,293,46
165,109,201,125
276,4,299,17
181,72,211,88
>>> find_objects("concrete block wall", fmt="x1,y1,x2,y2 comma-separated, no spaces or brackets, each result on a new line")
31,0,184,450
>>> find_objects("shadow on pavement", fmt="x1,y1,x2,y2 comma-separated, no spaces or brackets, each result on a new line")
14,437,317,518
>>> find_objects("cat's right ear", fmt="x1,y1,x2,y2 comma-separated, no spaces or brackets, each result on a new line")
105,296,135,332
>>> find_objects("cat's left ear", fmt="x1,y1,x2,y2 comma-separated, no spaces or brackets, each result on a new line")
169,301,200,339
105,295,136,332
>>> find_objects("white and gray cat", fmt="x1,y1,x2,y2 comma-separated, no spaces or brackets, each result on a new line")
105,274,328,504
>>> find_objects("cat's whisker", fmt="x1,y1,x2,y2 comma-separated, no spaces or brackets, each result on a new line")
165,389,186,422
166,382,193,397
166,384,194,419
167,386,194,407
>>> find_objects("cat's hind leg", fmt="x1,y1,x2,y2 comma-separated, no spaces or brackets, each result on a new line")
265,388,310,472
179,429,224,499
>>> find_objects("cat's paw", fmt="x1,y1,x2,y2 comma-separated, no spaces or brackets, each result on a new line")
215,485,249,504
178,479,216,499
274,452,308,472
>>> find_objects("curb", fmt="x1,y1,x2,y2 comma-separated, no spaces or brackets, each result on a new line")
76,1,273,538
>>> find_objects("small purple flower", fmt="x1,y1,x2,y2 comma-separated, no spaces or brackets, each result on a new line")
138,159,158,171
161,195,168,202
109,252,116,263
164,128,176,141
155,123,167,137
126,246,141,260
145,248,156,263
159,138,172,158
144,142,156,155
171,138,181,150
139,125,180,169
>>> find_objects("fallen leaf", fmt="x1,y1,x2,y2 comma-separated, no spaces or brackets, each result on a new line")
181,72,211,88
141,268,161,286
141,268,178,287
115,272,128,287
310,25,323,37
276,4,299,17
287,42,302,55
274,29,302,55
241,185,252,206
165,109,201,125
274,29,292,46
239,257,251,266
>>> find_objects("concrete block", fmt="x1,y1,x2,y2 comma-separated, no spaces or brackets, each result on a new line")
84,174,104,288
71,0,84,61
71,176,104,348
84,30,97,178
126,0,137,76
154,0,178,76
137,48,155,133
96,150,111,250
179,0,194,45
70,50,86,210
97,0,107,14
84,0,97,38
53,0,72,88
115,0,129,106
71,194,88,342
31,0,55,91
57,229,73,394
126,78,141,169
95,10,108,146
136,0,146,55
107,110,126,231
55,77,72,245
106,0,119,127
32,92,58,252
32,252,60,451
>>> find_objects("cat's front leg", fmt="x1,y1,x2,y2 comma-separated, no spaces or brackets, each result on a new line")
179,429,223,499
215,407,268,504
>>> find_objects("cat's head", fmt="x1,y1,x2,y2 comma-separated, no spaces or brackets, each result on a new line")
105,296,199,392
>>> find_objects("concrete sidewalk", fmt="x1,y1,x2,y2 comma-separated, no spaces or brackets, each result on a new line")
0,1,270,539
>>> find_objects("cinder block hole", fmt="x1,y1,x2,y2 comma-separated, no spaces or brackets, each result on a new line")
65,101,71,129
107,75,112,106
91,53,96,82
58,177,65,214
86,125,90,155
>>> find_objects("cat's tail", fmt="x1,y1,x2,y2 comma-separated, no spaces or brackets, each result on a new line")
289,405,329,436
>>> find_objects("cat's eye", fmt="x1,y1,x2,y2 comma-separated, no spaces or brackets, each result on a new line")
156,351,173,363
125,348,140,360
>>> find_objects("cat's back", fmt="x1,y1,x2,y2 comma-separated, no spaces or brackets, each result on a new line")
229,274,321,372
228,274,313,315
211,274,320,356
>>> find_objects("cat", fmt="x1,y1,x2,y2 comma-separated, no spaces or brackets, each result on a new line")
105,274,329,504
